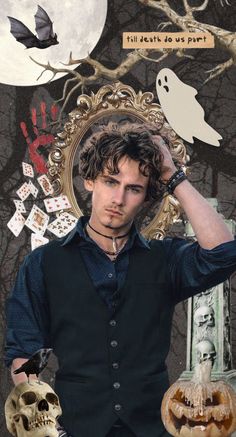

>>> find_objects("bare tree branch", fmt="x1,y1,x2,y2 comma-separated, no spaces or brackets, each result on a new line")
137,0,236,80
157,21,173,31
137,51,169,63
57,83,82,122
30,0,236,122
204,58,234,83
30,48,168,121
55,77,78,104
183,0,210,18
220,0,230,6
30,56,81,81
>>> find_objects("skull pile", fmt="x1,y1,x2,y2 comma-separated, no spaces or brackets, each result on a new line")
5,381,62,437
196,339,217,364
194,305,215,327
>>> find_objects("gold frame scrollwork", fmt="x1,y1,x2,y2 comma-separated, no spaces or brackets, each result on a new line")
48,81,189,239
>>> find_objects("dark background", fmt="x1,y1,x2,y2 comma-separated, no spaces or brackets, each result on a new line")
1,1,236,435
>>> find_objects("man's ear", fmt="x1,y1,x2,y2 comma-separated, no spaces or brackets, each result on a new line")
84,179,94,192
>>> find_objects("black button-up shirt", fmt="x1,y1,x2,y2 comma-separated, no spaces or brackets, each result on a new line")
5,216,236,367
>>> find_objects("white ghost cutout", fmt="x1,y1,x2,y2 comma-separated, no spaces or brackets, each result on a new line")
156,68,222,146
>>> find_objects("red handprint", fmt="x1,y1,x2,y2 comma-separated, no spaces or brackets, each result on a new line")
20,102,59,174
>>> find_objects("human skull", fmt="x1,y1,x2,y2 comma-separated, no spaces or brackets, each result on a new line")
5,381,62,437
196,339,217,364
194,305,215,327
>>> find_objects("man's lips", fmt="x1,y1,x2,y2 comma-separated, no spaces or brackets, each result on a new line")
105,209,123,216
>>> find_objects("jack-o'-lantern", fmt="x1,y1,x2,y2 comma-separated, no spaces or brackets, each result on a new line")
161,360,236,437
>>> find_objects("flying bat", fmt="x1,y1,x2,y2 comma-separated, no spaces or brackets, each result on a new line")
8,5,59,49
13,348,53,383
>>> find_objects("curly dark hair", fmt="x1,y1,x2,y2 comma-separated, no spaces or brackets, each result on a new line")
79,121,167,200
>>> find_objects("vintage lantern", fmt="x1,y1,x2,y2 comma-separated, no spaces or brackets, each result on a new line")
161,360,236,437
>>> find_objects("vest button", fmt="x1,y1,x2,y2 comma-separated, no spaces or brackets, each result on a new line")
113,382,120,389
111,340,118,348
110,319,117,327
114,404,122,411
112,362,119,370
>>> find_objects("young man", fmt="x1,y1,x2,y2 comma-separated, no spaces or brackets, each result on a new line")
5,122,236,437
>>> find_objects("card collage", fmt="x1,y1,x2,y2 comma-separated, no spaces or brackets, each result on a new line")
7,162,77,250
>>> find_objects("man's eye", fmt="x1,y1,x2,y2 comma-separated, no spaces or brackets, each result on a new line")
105,179,116,185
128,187,141,193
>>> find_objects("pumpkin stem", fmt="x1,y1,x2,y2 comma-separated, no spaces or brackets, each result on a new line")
192,359,212,384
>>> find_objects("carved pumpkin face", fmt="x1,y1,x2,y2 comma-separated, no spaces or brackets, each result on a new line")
161,363,236,437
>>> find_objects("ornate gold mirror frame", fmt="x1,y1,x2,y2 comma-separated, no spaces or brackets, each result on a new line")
48,82,189,239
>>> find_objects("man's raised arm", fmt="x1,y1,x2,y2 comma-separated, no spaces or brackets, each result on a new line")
157,139,234,249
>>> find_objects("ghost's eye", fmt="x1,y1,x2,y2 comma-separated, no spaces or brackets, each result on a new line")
165,76,168,82
158,79,161,86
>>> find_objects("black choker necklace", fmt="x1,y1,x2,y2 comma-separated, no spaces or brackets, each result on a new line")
87,222,130,255
87,222,129,239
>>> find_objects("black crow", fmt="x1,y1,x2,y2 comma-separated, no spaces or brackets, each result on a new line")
13,348,53,383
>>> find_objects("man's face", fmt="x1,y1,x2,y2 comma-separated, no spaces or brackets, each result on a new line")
84,156,149,233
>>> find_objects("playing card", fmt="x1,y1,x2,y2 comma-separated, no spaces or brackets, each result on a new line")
16,182,31,201
31,233,49,251
44,195,71,213
22,162,34,178
28,180,39,198
37,174,54,196
7,211,25,237
47,212,77,237
13,199,27,214
25,205,49,235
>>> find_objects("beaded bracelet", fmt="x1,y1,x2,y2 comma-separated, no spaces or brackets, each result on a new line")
166,169,187,194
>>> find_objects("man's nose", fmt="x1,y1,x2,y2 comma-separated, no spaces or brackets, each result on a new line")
112,187,125,205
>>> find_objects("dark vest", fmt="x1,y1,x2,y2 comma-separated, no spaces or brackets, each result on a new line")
42,239,174,437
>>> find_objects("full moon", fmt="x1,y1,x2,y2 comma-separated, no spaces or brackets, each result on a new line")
0,0,107,86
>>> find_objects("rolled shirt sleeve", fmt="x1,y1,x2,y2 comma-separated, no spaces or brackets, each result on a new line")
5,247,51,367
163,237,236,305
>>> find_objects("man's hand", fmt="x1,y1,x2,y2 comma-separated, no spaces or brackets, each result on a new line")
57,422,72,437
152,135,177,182
152,135,233,249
